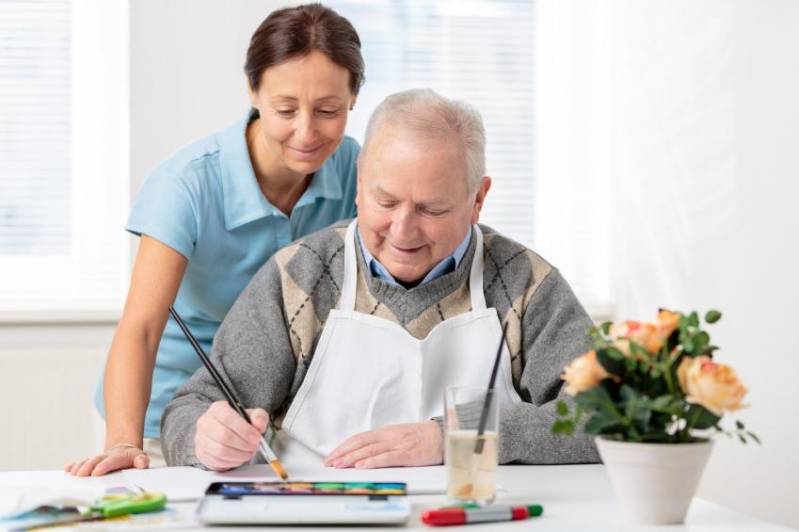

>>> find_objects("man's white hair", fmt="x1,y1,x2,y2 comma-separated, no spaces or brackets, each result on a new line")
360,88,486,192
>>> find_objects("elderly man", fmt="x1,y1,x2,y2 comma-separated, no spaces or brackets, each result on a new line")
161,89,599,470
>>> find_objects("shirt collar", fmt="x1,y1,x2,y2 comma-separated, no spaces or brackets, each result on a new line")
357,224,473,288
219,108,344,231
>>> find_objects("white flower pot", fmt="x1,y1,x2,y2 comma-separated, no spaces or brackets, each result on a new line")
595,437,714,525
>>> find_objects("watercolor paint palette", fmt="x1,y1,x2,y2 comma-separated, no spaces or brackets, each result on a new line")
208,481,407,496
197,481,410,525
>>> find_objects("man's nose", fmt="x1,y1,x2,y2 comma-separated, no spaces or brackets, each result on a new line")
390,205,420,241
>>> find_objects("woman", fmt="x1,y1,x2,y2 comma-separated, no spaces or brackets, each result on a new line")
65,3,364,476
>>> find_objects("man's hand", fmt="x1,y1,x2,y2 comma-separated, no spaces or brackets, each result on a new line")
195,401,269,471
324,421,443,469
65,444,149,476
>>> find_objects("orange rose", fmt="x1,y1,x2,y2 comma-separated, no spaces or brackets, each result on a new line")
610,321,660,354
677,355,748,415
610,310,681,355
656,309,680,339
562,350,611,395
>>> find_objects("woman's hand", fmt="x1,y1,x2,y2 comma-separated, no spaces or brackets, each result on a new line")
64,444,149,476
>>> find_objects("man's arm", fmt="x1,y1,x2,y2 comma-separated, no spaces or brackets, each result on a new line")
499,268,600,464
161,259,297,467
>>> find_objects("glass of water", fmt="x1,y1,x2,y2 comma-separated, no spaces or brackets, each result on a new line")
444,385,498,505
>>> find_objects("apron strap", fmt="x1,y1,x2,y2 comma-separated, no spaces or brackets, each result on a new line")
339,220,359,311
469,225,488,311
340,220,487,311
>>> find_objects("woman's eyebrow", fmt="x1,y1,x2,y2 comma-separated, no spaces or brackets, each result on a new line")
270,95,345,103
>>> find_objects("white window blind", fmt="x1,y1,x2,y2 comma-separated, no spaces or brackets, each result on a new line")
0,0,129,319
0,0,70,255
332,0,610,316
331,0,536,249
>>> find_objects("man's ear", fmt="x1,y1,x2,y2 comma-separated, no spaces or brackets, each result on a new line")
470,176,492,224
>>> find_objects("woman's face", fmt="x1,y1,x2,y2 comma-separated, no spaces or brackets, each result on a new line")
249,50,355,178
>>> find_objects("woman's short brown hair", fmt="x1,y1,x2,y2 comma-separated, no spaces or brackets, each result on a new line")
245,3,365,95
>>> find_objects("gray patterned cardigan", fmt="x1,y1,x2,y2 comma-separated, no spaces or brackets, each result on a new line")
161,220,600,466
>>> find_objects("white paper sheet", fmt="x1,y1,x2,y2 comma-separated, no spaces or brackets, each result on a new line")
0,471,133,518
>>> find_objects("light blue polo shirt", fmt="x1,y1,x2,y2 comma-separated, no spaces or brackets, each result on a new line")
94,109,359,438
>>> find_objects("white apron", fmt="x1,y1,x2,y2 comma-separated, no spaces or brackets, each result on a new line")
275,220,522,462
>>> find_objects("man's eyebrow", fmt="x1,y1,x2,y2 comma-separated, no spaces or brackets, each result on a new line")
420,198,450,207
373,186,397,198
373,186,451,207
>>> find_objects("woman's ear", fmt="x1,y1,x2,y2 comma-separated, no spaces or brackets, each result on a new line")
247,75,261,108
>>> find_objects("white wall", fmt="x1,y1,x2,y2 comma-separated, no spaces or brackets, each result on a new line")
0,325,112,470
130,0,283,194
537,0,799,528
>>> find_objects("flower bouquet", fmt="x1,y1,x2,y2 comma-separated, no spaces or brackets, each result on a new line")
552,309,757,524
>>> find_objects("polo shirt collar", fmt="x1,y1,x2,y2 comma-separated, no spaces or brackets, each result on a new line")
293,149,343,210
219,109,344,231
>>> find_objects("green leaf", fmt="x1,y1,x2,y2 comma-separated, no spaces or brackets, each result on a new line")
693,331,710,352
556,400,570,417
552,419,575,436
699,345,719,357
682,336,695,353
605,346,626,360
620,385,652,434
597,349,626,377
652,395,673,410
738,434,747,444
584,413,624,435
746,431,762,445
688,312,700,327
735,419,745,430
629,342,649,360
686,404,721,430
575,384,614,409
601,321,612,335
705,310,722,324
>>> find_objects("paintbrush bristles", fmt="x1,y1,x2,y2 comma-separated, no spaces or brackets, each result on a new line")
271,460,289,481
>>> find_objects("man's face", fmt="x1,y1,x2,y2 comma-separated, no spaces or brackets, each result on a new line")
355,126,491,284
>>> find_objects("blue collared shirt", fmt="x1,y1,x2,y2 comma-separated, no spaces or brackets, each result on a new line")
358,226,472,288
94,109,359,437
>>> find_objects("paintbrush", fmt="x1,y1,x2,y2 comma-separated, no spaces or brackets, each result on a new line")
168,306,288,480
474,322,509,454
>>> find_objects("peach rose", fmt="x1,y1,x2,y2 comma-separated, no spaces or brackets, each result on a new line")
562,350,611,395
656,309,680,340
610,321,660,355
677,355,748,415
610,310,681,355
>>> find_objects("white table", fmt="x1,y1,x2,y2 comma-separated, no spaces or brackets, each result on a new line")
0,464,790,531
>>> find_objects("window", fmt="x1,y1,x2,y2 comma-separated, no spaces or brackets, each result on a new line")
331,0,610,315
331,0,536,248
0,0,129,319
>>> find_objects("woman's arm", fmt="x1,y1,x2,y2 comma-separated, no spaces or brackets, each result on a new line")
65,235,187,476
